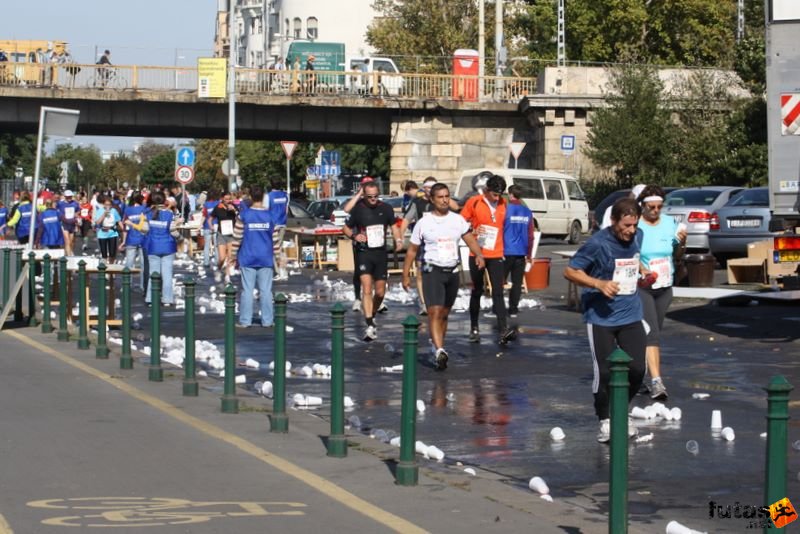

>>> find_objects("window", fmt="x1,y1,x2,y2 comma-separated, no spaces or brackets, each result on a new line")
544,180,564,200
285,18,290,37
566,181,585,201
293,17,302,39
513,178,544,199
307,17,318,39
373,59,395,73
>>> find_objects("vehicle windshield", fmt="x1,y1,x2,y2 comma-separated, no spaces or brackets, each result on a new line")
725,188,768,207
665,189,722,207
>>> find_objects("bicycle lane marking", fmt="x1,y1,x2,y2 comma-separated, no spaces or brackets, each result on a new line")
3,331,427,534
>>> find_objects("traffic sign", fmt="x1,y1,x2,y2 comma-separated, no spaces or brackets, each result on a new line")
221,158,239,177
175,165,195,184
176,147,195,167
509,142,526,160
281,141,298,160
560,135,576,154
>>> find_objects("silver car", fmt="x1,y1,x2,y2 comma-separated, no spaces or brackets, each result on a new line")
663,186,745,251
708,187,774,261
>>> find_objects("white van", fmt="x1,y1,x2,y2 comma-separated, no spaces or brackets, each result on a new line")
455,168,590,244
345,56,404,96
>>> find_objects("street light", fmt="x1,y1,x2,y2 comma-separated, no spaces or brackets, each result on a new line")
227,0,239,194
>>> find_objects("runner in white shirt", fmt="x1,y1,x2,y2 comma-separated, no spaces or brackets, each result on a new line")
403,183,484,370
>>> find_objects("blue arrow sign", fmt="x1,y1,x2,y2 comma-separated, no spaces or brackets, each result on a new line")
176,147,196,167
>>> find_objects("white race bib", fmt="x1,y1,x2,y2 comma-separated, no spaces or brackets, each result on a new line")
64,207,75,220
101,214,115,229
80,208,89,217
613,257,639,296
477,225,498,251
366,224,385,248
220,219,234,236
649,256,672,289
436,238,458,264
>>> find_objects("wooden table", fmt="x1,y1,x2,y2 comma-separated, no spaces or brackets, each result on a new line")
66,263,140,327
285,226,344,269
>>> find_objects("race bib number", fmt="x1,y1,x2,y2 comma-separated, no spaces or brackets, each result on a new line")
220,219,234,236
102,214,115,229
477,225,498,251
80,208,89,218
64,207,75,220
649,256,672,289
436,238,458,263
613,257,639,296
366,225,385,248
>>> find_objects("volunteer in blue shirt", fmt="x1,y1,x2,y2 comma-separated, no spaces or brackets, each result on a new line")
122,193,149,293
144,191,178,307
267,181,289,256
36,199,64,248
503,185,535,317
0,200,8,237
57,190,80,255
7,192,34,245
202,191,219,268
232,185,275,328
93,195,122,264
635,185,687,401
564,197,646,444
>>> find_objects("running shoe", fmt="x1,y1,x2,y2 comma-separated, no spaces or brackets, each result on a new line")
499,327,517,345
484,310,497,318
468,328,480,343
352,299,362,312
434,348,449,371
363,325,377,342
214,271,222,283
419,303,428,316
377,302,388,314
650,379,668,401
597,419,611,443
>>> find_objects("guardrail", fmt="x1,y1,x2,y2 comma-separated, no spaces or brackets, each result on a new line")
0,62,536,103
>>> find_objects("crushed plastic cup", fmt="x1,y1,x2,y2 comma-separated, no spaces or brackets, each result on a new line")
415,440,428,455
235,374,246,384
710,410,722,430
244,358,260,369
630,406,648,419
198,370,208,378
666,519,706,534
260,381,273,398
416,399,426,413
721,427,735,441
383,343,395,353
670,407,682,420
344,396,355,408
686,440,699,455
426,445,445,461
346,415,361,429
463,467,477,476
389,436,401,447
528,476,549,495
372,429,388,442
692,393,710,400
300,365,313,377
549,427,566,441
540,494,554,503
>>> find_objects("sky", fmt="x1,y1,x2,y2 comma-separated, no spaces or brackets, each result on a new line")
3,0,219,153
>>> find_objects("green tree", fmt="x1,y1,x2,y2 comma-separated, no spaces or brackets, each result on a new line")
0,134,37,181
140,150,175,186
103,153,140,189
43,144,104,191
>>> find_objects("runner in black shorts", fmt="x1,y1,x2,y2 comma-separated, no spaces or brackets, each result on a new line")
403,183,484,370
343,182,402,342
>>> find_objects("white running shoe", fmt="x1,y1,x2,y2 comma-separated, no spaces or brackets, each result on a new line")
352,299,362,312
377,302,388,314
434,348,449,371
363,325,377,342
597,419,611,443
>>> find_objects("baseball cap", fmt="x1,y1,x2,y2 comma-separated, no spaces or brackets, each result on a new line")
63,190,74,197
360,176,374,184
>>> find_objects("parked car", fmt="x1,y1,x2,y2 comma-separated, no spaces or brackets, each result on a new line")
663,186,745,251
590,187,679,233
286,202,318,230
708,187,775,262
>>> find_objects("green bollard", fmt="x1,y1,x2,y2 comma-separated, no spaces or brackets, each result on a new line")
95,262,109,358
41,254,53,333
2,248,9,307
57,257,69,341
327,302,347,457
76,260,89,349
183,278,198,396
764,375,793,527
148,272,163,381
396,314,420,486
220,284,239,413
608,348,632,534
120,268,133,369
270,293,289,433
14,249,23,322
27,251,38,326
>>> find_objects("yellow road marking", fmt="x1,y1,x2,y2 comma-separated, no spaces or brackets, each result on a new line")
4,331,427,534
0,513,12,534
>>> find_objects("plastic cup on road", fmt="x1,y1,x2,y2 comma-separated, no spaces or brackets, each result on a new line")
666,520,704,534
549,427,565,441
710,410,722,430
670,407,682,420
630,406,648,419
528,476,549,495
685,440,699,455
721,427,735,441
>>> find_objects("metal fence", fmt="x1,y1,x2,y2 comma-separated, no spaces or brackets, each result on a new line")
0,63,537,103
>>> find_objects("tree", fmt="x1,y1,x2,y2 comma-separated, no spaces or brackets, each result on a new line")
103,154,140,189
140,150,175,186
43,144,104,191
0,134,37,181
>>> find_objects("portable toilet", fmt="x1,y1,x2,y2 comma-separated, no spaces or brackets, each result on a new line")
452,49,479,101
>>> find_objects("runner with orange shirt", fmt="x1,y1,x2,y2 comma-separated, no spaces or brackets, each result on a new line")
460,173,516,345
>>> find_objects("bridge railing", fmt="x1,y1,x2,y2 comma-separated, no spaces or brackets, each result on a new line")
0,62,537,103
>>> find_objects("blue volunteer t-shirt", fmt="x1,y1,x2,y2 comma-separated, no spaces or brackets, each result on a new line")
568,227,644,327
503,201,533,256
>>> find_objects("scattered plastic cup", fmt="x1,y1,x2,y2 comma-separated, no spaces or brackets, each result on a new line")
416,399,426,413
670,407,682,421
710,410,722,430
686,440,699,455
549,427,566,441
630,406,648,419
528,476,549,495
721,427,735,441
666,519,705,534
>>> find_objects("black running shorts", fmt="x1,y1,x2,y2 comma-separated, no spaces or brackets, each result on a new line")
356,249,388,281
422,266,459,308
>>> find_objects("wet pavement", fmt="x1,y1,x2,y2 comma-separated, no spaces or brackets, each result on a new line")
49,240,800,532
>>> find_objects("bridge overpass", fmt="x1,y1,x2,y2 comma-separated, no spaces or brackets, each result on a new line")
0,63,605,186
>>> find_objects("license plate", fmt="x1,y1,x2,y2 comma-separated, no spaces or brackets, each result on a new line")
728,218,760,228
776,250,800,262
671,214,684,223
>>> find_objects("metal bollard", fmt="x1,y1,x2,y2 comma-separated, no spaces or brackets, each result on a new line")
76,260,89,349
95,263,109,358
14,249,23,322
396,314,420,486
148,272,163,381
41,254,53,333
57,257,69,341
183,278,198,396
327,302,347,457
120,268,133,369
608,348,632,534
2,248,9,307
270,293,289,433
221,284,238,413
27,251,38,326
764,375,793,516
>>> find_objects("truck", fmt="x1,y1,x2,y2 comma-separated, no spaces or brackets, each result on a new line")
284,41,404,95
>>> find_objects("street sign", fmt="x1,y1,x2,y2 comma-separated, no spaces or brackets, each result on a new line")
175,165,195,184
281,141,298,160
560,135,576,154
306,165,321,176
221,158,239,177
509,142,526,160
176,147,195,167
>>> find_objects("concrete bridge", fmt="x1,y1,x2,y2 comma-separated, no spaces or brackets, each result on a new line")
0,63,612,187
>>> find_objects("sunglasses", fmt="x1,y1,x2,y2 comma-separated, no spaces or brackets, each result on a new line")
365,194,379,199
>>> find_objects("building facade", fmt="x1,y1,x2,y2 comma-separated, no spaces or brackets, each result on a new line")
214,0,377,69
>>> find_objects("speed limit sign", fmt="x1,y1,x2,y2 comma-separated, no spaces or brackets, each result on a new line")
175,165,194,184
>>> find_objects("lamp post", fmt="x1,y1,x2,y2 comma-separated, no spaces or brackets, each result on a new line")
173,49,186,90
227,0,239,194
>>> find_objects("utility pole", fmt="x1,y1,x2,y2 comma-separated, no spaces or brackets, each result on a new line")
227,0,239,193
557,0,566,67
736,0,745,43
478,0,485,97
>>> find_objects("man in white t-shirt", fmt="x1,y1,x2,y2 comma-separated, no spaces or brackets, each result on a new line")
402,183,484,370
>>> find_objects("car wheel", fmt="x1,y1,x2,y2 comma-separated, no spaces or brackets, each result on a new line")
567,221,582,244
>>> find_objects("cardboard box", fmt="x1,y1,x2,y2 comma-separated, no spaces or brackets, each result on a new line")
337,239,354,271
727,258,766,284
747,240,799,278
